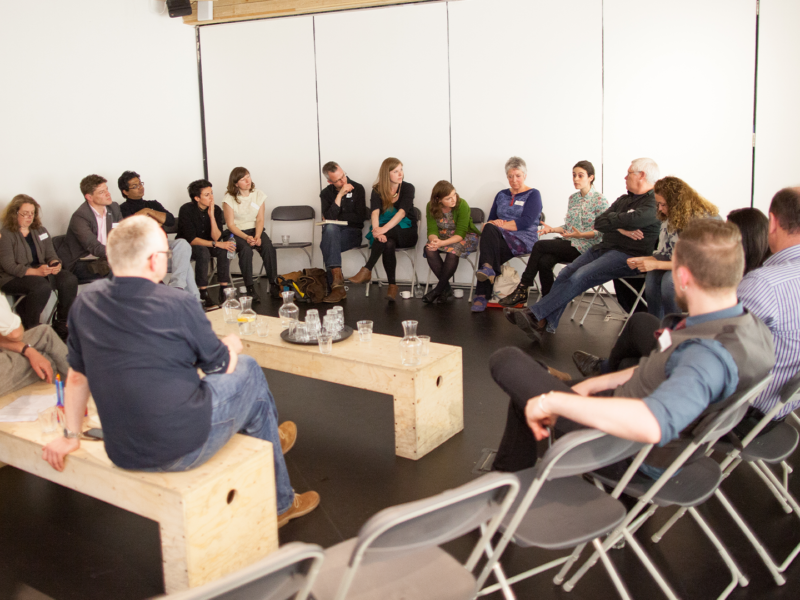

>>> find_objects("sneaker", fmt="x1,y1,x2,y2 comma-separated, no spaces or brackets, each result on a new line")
278,421,297,454
475,265,496,283
470,295,488,312
277,491,320,528
498,284,529,307
572,351,604,378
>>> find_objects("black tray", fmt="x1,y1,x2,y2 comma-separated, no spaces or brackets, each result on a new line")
280,325,354,345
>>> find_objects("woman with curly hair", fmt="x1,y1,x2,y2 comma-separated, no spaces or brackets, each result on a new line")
0,194,78,339
627,176,719,318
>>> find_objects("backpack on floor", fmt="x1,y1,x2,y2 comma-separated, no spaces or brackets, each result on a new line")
276,268,328,303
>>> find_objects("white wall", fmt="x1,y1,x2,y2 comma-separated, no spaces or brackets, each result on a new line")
752,0,800,213
0,0,202,233
603,0,756,214
199,16,320,273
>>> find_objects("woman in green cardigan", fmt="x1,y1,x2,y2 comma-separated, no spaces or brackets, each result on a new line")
423,180,481,303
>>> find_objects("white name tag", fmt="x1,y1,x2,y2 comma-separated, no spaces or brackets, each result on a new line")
514,200,525,206
627,209,635,213
250,202,259,210
346,193,353,198
111,222,119,229
39,232,49,241
657,329,672,352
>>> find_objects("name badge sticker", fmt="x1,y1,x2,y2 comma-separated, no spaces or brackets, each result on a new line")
39,232,49,241
627,209,635,213
111,222,119,229
346,193,353,198
251,202,259,210
514,200,525,206
657,329,672,352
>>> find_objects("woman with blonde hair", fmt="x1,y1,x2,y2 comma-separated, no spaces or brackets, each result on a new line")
627,176,719,318
347,157,417,301
423,180,480,303
222,166,277,301
0,194,78,339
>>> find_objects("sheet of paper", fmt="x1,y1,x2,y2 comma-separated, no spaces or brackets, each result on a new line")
315,220,349,226
0,393,57,422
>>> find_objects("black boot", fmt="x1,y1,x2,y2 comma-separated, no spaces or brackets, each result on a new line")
498,283,529,307
246,284,261,303
200,289,217,309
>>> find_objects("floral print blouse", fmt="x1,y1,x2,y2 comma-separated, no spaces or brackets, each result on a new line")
563,186,609,254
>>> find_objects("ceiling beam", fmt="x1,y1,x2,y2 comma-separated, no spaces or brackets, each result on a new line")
182,0,435,25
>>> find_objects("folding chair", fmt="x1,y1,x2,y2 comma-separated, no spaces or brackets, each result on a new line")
507,211,547,301
479,429,651,600
270,205,316,268
310,471,520,600
657,370,800,586
366,207,423,296
424,207,485,302
569,276,646,336
160,542,324,600
564,374,774,600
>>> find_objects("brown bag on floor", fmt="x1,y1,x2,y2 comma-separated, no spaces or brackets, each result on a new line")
297,268,328,303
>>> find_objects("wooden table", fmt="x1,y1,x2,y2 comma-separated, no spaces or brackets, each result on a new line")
208,311,464,460
0,381,278,593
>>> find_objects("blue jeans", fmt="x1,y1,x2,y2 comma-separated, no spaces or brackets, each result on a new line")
320,224,363,270
168,238,200,300
645,269,679,319
140,356,294,514
530,247,638,332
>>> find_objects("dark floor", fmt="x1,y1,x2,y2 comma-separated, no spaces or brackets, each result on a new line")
2,280,800,599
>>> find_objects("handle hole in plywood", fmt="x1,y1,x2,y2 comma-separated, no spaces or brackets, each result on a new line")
436,376,443,387
227,489,237,504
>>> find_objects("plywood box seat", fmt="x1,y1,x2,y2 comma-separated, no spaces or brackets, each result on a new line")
0,381,278,593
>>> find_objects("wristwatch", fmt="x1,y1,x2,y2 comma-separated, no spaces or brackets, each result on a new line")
20,343,32,357
63,427,80,439
212,240,217,248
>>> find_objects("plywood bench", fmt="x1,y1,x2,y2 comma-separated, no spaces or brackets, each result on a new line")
0,381,278,593
207,311,464,460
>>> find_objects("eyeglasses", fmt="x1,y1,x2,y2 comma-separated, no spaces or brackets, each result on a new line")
17,211,35,218
329,172,347,185
151,250,173,260
128,181,144,190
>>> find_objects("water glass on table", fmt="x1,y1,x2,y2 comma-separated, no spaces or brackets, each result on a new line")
318,329,333,354
281,235,290,245
323,315,337,338
417,335,430,357
357,320,373,342
305,309,321,338
256,316,270,338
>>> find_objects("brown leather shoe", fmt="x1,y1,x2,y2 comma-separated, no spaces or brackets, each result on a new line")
278,421,296,454
277,491,320,528
386,284,399,301
331,267,345,288
323,286,347,303
347,267,371,284
547,366,572,383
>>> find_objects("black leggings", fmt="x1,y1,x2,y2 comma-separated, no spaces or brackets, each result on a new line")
365,226,418,285
425,249,460,294
519,238,580,295
475,223,514,297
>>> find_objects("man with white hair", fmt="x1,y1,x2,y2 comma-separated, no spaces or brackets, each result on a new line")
507,158,661,342
42,216,319,528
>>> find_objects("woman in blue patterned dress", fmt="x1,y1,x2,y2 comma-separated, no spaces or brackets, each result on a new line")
626,176,719,318
499,160,608,306
471,157,542,312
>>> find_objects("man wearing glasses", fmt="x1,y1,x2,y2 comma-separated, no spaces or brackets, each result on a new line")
319,162,368,303
42,216,320,529
118,171,199,301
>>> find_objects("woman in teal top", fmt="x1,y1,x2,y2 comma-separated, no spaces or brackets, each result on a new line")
423,180,480,303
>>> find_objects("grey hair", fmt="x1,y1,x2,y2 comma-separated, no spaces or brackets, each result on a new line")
107,216,164,273
630,157,661,185
504,156,528,176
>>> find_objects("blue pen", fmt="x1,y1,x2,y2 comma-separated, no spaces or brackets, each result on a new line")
55,373,64,408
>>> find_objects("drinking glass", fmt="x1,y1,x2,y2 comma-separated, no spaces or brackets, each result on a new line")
417,335,430,357
39,406,59,434
281,235,290,245
305,309,321,338
256,316,270,338
294,322,309,343
357,320,373,342
318,329,333,354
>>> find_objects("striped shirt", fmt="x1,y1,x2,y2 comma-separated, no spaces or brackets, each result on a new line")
737,244,800,418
